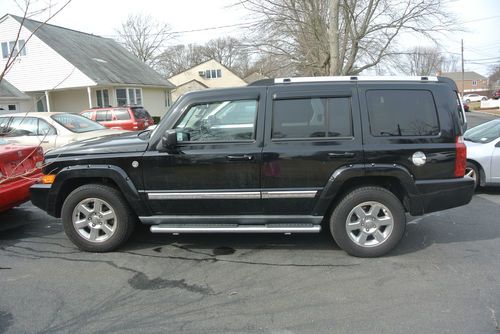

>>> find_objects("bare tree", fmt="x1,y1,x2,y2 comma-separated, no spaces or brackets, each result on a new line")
488,63,500,89
116,14,174,68
441,54,460,73
239,0,458,76
155,44,207,77
399,46,443,76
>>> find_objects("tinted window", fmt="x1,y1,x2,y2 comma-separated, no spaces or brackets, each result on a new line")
96,110,111,121
175,99,258,142
113,109,131,120
367,90,439,136
131,107,147,119
272,97,352,139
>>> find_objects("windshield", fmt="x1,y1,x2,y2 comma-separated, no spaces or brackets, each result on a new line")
464,120,500,143
51,113,106,133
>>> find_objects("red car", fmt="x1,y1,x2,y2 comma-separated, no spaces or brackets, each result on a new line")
492,90,500,100
80,106,154,131
0,139,44,212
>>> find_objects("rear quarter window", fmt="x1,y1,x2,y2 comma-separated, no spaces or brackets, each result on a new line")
367,90,439,137
113,109,131,120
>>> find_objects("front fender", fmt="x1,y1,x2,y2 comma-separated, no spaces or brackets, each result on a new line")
47,164,147,217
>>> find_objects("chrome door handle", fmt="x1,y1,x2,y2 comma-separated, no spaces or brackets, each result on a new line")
328,152,355,158
226,154,254,161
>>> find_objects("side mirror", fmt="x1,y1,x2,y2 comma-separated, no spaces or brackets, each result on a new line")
161,129,189,151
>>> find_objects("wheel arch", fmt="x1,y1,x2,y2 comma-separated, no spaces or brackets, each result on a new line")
467,159,486,186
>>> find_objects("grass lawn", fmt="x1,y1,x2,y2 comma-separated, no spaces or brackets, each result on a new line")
467,101,500,115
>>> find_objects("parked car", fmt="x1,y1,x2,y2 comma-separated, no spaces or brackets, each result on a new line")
80,106,154,131
31,76,473,258
492,90,500,100
0,139,44,212
464,119,500,190
463,93,488,103
0,112,127,152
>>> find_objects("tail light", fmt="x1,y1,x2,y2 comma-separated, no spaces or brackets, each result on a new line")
455,136,466,177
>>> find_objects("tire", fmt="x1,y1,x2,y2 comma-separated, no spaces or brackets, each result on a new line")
465,162,479,191
465,99,470,103
61,184,135,252
330,186,406,258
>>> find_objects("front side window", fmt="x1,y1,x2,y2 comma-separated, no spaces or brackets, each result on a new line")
272,97,352,139
367,90,439,137
113,109,131,120
175,99,258,142
8,117,38,136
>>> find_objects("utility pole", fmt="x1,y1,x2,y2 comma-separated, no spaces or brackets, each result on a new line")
461,39,465,96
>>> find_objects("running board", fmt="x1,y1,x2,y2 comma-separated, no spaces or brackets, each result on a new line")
150,224,321,234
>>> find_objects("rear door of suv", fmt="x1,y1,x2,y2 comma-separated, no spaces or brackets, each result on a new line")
262,83,363,214
357,82,457,180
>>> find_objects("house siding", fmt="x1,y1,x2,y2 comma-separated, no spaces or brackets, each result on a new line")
50,89,89,113
171,80,208,102
141,87,168,117
0,16,94,92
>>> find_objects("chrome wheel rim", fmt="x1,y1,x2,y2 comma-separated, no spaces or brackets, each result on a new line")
346,201,394,248
465,167,477,186
72,198,117,243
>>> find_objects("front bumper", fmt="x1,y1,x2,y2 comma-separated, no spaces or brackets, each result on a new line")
409,177,475,215
30,183,55,216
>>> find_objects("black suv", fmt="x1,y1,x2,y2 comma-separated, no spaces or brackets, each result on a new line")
31,76,473,257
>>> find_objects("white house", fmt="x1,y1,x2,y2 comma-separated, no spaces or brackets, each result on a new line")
0,78,31,113
168,59,246,101
0,14,175,117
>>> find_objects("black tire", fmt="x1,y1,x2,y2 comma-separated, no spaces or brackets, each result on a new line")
465,162,479,191
61,184,135,252
330,186,406,258
465,99,470,103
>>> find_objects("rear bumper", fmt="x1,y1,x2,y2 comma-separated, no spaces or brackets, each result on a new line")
30,183,55,216
409,177,475,215
0,175,41,212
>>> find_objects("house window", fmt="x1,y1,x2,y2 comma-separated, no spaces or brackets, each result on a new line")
472,80,477,86
96,89,109,107
1,40,26,59
116,88,142,106
205,69,222,79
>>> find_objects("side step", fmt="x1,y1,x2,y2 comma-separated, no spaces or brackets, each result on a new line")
150,224,321,234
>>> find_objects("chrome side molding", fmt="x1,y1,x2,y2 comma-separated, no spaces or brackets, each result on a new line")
147,190,318,200
150,224,321,234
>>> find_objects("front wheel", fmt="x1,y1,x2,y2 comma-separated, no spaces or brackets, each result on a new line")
330,186,406,257
61,184,135,252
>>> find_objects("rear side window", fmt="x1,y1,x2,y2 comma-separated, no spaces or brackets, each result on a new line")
131,107,148,119
113,109,131,120
367,90,439,137
272,97,352,139
96,110,111,122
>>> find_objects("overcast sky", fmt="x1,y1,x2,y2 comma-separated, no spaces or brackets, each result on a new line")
1,0,498,76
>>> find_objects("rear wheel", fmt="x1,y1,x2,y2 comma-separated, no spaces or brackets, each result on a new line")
61,184,135,252
330,186,406,257
465,162,479,191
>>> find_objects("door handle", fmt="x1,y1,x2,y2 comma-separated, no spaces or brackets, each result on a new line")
328,152,355,158
41,140,49,143
226,154,254,161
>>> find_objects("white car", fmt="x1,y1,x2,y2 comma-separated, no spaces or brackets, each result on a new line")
464,119,500,189
463,94,488,103
0,112,127,152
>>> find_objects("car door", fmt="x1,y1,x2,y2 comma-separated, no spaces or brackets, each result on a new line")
141,88,266,215
491,139,500,183
261,83,363,214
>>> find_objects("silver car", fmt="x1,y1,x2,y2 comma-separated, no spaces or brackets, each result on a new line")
464,119,500,189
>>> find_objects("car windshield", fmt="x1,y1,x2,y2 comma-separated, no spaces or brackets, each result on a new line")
51,113,106,133
464,120,500,143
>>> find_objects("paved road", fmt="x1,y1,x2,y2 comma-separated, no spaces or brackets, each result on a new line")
1,189,500,333
0,111,498,334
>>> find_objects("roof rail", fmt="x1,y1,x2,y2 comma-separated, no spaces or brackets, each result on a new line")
274,76,438,84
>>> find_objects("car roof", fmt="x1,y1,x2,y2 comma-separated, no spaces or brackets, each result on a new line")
0,112,74,118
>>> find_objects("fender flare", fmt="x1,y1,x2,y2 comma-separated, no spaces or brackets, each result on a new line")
312,163,422,216
47,164,146,217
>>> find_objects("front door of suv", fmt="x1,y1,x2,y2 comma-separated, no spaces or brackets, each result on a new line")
262,83,363,215
142,89,265,215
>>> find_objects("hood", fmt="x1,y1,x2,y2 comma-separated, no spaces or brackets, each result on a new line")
47,130,150,158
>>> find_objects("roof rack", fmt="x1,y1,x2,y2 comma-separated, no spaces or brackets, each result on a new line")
274,76,438,84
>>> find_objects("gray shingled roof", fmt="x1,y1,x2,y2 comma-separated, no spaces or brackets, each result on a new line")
0,79,30,99
9,14,174,88
442,71,487,81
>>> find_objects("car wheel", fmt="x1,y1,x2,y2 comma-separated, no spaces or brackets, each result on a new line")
329,186,406,258
465,162,479,191
61,184,135,252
